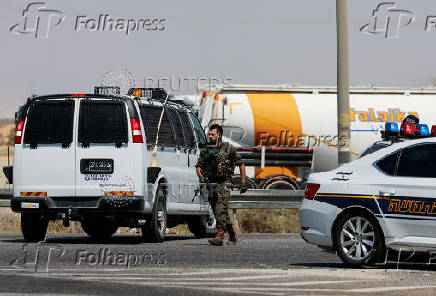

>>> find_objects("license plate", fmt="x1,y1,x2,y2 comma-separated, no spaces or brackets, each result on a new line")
80,159,114,174
21,202,39,209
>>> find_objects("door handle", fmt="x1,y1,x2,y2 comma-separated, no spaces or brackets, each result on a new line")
379,189,396,197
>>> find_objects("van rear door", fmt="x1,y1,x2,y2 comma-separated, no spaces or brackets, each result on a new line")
14,98,76,197
75,99,135,197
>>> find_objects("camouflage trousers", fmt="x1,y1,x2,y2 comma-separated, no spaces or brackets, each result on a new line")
206,181,232,230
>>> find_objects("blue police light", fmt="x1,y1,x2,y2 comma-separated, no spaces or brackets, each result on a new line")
416,124,430,137
385,122,399,132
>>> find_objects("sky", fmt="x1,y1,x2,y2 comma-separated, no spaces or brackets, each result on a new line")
0,0,435,118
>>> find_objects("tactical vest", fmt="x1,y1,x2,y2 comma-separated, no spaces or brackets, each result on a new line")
203,145,235,181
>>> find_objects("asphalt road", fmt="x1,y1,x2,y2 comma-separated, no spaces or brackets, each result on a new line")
0,233,435,295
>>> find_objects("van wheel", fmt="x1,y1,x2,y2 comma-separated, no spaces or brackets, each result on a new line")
21,213,48,242
81,220,118,240
334,212,385,267
188,214,216,238
142,190,167,243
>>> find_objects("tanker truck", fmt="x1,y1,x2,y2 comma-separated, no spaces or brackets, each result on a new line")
198,84,436,189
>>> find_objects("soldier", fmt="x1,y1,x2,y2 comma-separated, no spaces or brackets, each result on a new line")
195,124,248,246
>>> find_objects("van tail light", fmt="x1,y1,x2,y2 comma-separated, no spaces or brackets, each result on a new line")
400,123,415,137
130,119,143,143
15,120,25,144
305,183,320,200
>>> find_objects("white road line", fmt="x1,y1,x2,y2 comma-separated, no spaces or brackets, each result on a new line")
348,285,436,293
32,273,299,282
80,278,366,287
31,270,236,277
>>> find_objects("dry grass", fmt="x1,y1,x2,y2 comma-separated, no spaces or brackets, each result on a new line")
0,208,300,235
236,209,300,233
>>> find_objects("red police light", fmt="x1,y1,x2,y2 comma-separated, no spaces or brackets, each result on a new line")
400,123,415,137
432,125,436,137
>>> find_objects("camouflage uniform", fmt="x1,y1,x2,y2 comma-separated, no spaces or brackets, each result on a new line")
195,142,243,229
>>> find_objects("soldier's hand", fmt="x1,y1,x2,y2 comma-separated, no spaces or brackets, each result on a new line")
199,175,207,184
239,181,248,194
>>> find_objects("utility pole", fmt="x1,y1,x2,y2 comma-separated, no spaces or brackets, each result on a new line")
336,0,351,166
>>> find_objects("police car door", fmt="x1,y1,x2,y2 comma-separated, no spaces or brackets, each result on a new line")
14,98,76,197
75,98,137,198
374,143,436,244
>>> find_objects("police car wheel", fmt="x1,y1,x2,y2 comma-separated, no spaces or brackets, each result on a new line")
142,190,167,243
81,220,118,240
334,212,384,267
21,213,48,243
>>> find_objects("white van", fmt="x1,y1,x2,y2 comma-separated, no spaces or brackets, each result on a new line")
11,88,215,242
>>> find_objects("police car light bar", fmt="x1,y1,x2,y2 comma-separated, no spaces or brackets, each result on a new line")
94,86,121,95
415,124,430,137
432,125,436,137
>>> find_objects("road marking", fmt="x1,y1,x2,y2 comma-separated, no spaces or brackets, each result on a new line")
349,285,436,292
7,268,436,295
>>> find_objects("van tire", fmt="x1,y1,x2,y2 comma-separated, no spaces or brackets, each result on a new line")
188,215,213,238
81,220,118,240
142,190,167,243
21,213,48,242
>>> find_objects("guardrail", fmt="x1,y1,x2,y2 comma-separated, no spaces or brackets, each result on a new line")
229,189,304,229
0,188,305,229
0,189,12,207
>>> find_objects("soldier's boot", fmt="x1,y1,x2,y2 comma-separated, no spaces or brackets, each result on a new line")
208,228,225,246
227,226,237,245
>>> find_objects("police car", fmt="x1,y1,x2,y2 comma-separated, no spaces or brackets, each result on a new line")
300,121,436,267
8,87,216,243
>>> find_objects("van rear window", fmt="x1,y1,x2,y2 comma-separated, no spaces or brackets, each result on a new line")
78,100,128,145
23,100,75,146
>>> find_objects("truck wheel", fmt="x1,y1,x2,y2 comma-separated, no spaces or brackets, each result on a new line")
81,220,118,240
334,212,385,267
142,190,167,243
259,175,299,190
21,213,48,242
